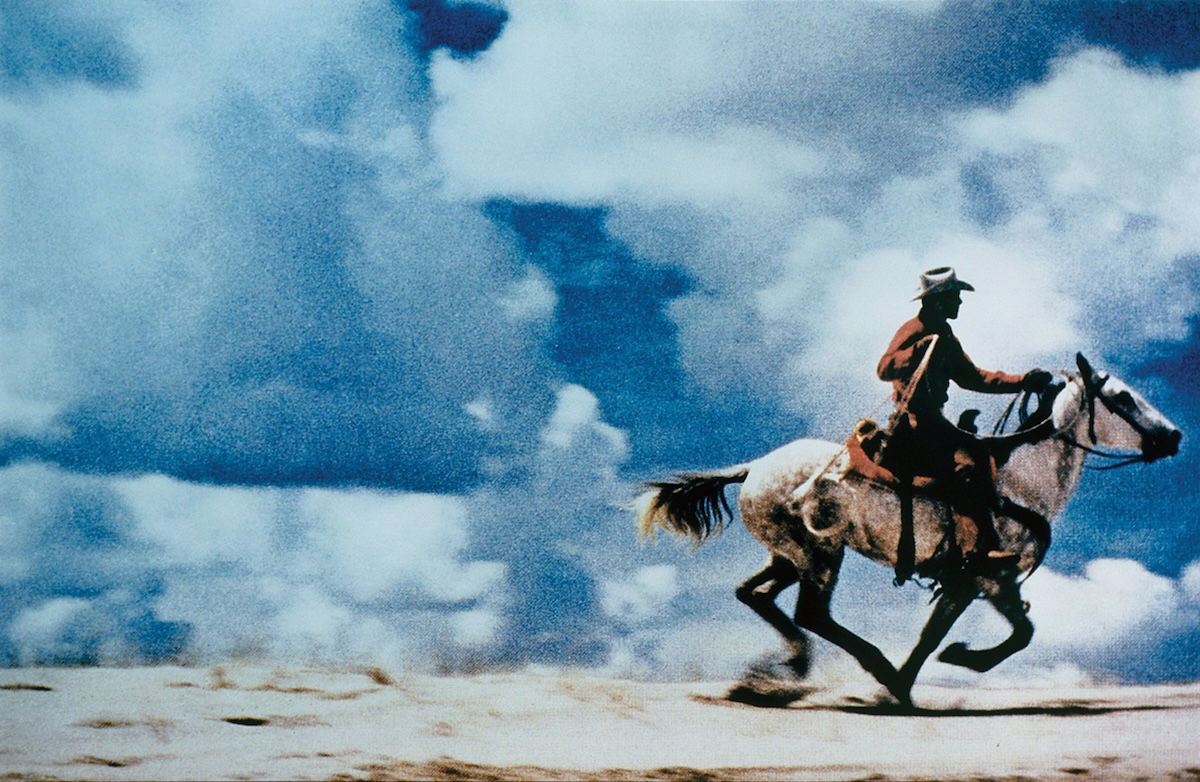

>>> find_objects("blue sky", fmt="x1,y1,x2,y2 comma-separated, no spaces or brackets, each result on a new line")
1,0,1197,685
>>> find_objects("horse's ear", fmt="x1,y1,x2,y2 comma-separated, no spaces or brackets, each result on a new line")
1076,352,1094,379
1076,352,1109,390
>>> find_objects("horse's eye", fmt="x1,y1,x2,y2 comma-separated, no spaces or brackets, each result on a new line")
1113,391,1134,407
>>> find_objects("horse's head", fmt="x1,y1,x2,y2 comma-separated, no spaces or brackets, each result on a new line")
1069,353,1182,463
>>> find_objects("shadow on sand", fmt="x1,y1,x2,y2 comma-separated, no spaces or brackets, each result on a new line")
830,701,1171,718
695,690,1176,718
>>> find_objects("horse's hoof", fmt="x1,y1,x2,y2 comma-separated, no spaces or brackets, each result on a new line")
876,685,914,711
938,641,969,666
879,674,914,708
784,651,810,678
938,641,993,672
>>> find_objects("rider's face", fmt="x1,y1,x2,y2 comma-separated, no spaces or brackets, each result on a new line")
944,292,962,319
926,291,962,320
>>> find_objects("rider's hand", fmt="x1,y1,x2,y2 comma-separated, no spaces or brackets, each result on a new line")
1022,369,1053,391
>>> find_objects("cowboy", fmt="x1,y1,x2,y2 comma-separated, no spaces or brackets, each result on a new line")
877,267,1051,567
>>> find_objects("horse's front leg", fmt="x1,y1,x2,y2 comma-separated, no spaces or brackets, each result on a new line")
893,581,977,703
938,577,1033,672
793,550,903,703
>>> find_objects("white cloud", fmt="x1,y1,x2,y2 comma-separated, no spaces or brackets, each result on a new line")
542,384,628,464
300,489,505,604
601,564,680,622
1024,559,1195,650
0,386,644,671
429,1,888,208
499,267,557,323
0,0,559,487
1181,561,1200,602
0,462,514,669
431,20,1200,437
9,597,95,664
956,50,1200,344
451,608,502,647
269,584,355,661
117,475,278,566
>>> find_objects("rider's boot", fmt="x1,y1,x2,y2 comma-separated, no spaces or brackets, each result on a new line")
953,509,1018,571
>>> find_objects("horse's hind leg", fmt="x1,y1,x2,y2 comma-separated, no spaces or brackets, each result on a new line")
791,549,902,702
938,578,1033,672
736,554,807,673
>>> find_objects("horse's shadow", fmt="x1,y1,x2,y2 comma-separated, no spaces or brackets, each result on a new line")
831,700,1170,718
695,691,1173,718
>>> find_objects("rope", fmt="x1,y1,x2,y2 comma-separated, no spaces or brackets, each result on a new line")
791,336,940,503
895,335,941,415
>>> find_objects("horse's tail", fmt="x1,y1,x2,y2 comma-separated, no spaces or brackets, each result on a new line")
634,465,751,544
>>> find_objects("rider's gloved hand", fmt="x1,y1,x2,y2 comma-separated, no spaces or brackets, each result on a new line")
1022,369,1053,391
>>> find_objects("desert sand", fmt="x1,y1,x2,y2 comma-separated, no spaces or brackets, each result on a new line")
2,664,1199,781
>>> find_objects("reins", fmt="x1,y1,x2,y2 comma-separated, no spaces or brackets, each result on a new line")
1008,371,1151,472
1058,437,1146,470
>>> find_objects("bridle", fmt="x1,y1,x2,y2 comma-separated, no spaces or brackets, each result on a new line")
997,369,1158,471
1054,371,1158,471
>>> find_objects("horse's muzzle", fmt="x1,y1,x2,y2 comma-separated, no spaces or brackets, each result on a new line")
1143,428,1182,461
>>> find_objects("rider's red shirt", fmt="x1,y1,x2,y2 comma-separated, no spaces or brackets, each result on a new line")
877,314,1025,417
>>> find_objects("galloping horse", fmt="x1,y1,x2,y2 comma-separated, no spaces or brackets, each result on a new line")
636,354,1181,706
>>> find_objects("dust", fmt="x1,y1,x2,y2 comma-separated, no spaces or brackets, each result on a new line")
75,716,174,741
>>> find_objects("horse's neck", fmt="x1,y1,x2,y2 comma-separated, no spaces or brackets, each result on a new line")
997,383,1088,519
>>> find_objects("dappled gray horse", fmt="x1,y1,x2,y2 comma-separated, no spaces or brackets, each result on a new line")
636,354,1181,706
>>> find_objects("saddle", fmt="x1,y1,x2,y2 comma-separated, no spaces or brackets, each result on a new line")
844,392,1057,585
843,417,934,492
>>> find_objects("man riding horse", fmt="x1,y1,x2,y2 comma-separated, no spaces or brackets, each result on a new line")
874,267,1052,569
638,268,1180,706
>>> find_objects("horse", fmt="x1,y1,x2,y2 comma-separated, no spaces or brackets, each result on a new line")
635,354,1181,707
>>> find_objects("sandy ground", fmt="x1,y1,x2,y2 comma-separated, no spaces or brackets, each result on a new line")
2,664,1199,781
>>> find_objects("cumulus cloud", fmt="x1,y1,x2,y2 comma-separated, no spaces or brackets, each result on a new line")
1,381,681,672
0,462,515,668
0,0,556,490
601,565,680,623
9,597,97,665
956,50,1200,345
1026,560,1180,648
430,5,1200,435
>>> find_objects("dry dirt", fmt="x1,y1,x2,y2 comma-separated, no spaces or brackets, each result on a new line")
2,665,1199,781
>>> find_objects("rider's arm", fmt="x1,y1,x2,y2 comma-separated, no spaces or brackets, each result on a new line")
845,435,938,490
877,318,926,382
946,336,1026,394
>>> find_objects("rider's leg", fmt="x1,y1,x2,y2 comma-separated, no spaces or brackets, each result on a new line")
951,446,1014,562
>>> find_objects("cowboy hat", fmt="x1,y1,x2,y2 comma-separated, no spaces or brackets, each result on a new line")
912,266,975,300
